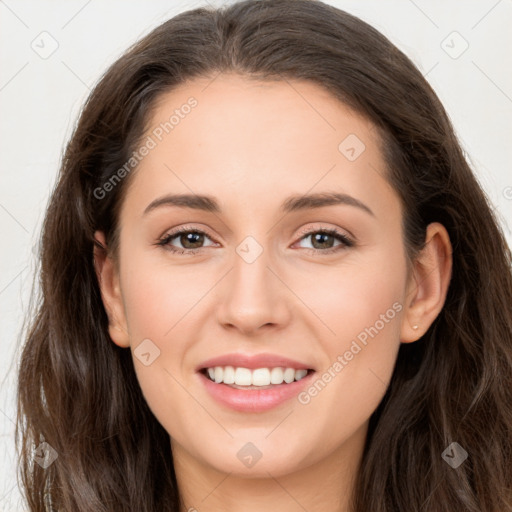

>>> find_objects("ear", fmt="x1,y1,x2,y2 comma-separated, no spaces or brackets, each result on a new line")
93,230,130,348
400,222,453,343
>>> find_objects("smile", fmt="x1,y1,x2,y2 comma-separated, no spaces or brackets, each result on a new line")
204,366,310,387
198,367,316,412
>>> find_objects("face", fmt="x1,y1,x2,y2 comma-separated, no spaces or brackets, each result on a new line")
95,73,443,479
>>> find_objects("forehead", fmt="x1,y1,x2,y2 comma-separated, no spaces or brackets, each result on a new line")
120,73,396,223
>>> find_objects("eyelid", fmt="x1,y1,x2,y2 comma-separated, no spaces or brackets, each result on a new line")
295,223,353,242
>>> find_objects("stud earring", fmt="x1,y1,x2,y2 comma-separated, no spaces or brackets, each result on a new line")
412,325,419,330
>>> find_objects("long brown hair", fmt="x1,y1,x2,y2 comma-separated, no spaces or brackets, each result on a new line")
17,0,512,510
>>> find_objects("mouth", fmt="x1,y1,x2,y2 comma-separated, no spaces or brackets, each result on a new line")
199,366,315,389
197,365,317,412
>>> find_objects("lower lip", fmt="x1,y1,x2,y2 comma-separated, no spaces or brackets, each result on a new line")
198,371,315,412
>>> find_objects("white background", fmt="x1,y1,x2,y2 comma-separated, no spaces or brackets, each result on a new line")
1,0,511,509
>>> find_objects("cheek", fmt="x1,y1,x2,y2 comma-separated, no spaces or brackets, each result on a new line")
119,262,201,440
293,242,405,344
120,250,208,341
118,250,211,417
292,245,405,413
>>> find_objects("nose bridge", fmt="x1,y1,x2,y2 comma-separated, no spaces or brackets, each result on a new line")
233,234,271,293
215,230,289,332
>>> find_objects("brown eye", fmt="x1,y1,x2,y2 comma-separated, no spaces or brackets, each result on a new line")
177,231,205,249
310,232,337,250
156,228,216,254
296,228,353,253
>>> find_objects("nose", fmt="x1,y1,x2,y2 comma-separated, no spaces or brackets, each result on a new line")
215,243,291,336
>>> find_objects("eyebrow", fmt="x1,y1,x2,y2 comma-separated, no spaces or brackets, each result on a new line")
143,192,375,217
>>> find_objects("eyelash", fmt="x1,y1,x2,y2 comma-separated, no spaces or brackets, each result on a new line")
155,225,354,256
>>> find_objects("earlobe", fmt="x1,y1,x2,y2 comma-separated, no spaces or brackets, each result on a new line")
400,222,453,343
93,230,131,348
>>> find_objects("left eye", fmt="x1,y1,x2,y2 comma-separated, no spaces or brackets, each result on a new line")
295,229,353,251
156,229,216,253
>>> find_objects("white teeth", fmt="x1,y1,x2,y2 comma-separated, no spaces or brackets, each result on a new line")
270,367,284,384
214,366,223,383
204,366,310,386
295,369,308,380
234,367,252,386
223,365,235,384
283,368,296,383
252,368,270,386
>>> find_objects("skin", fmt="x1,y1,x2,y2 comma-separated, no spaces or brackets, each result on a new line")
94,74,452,512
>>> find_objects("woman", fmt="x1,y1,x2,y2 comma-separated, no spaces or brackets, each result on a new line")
16,0,512,510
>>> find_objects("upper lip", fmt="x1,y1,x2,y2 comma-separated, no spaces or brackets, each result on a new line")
196,353,315,372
